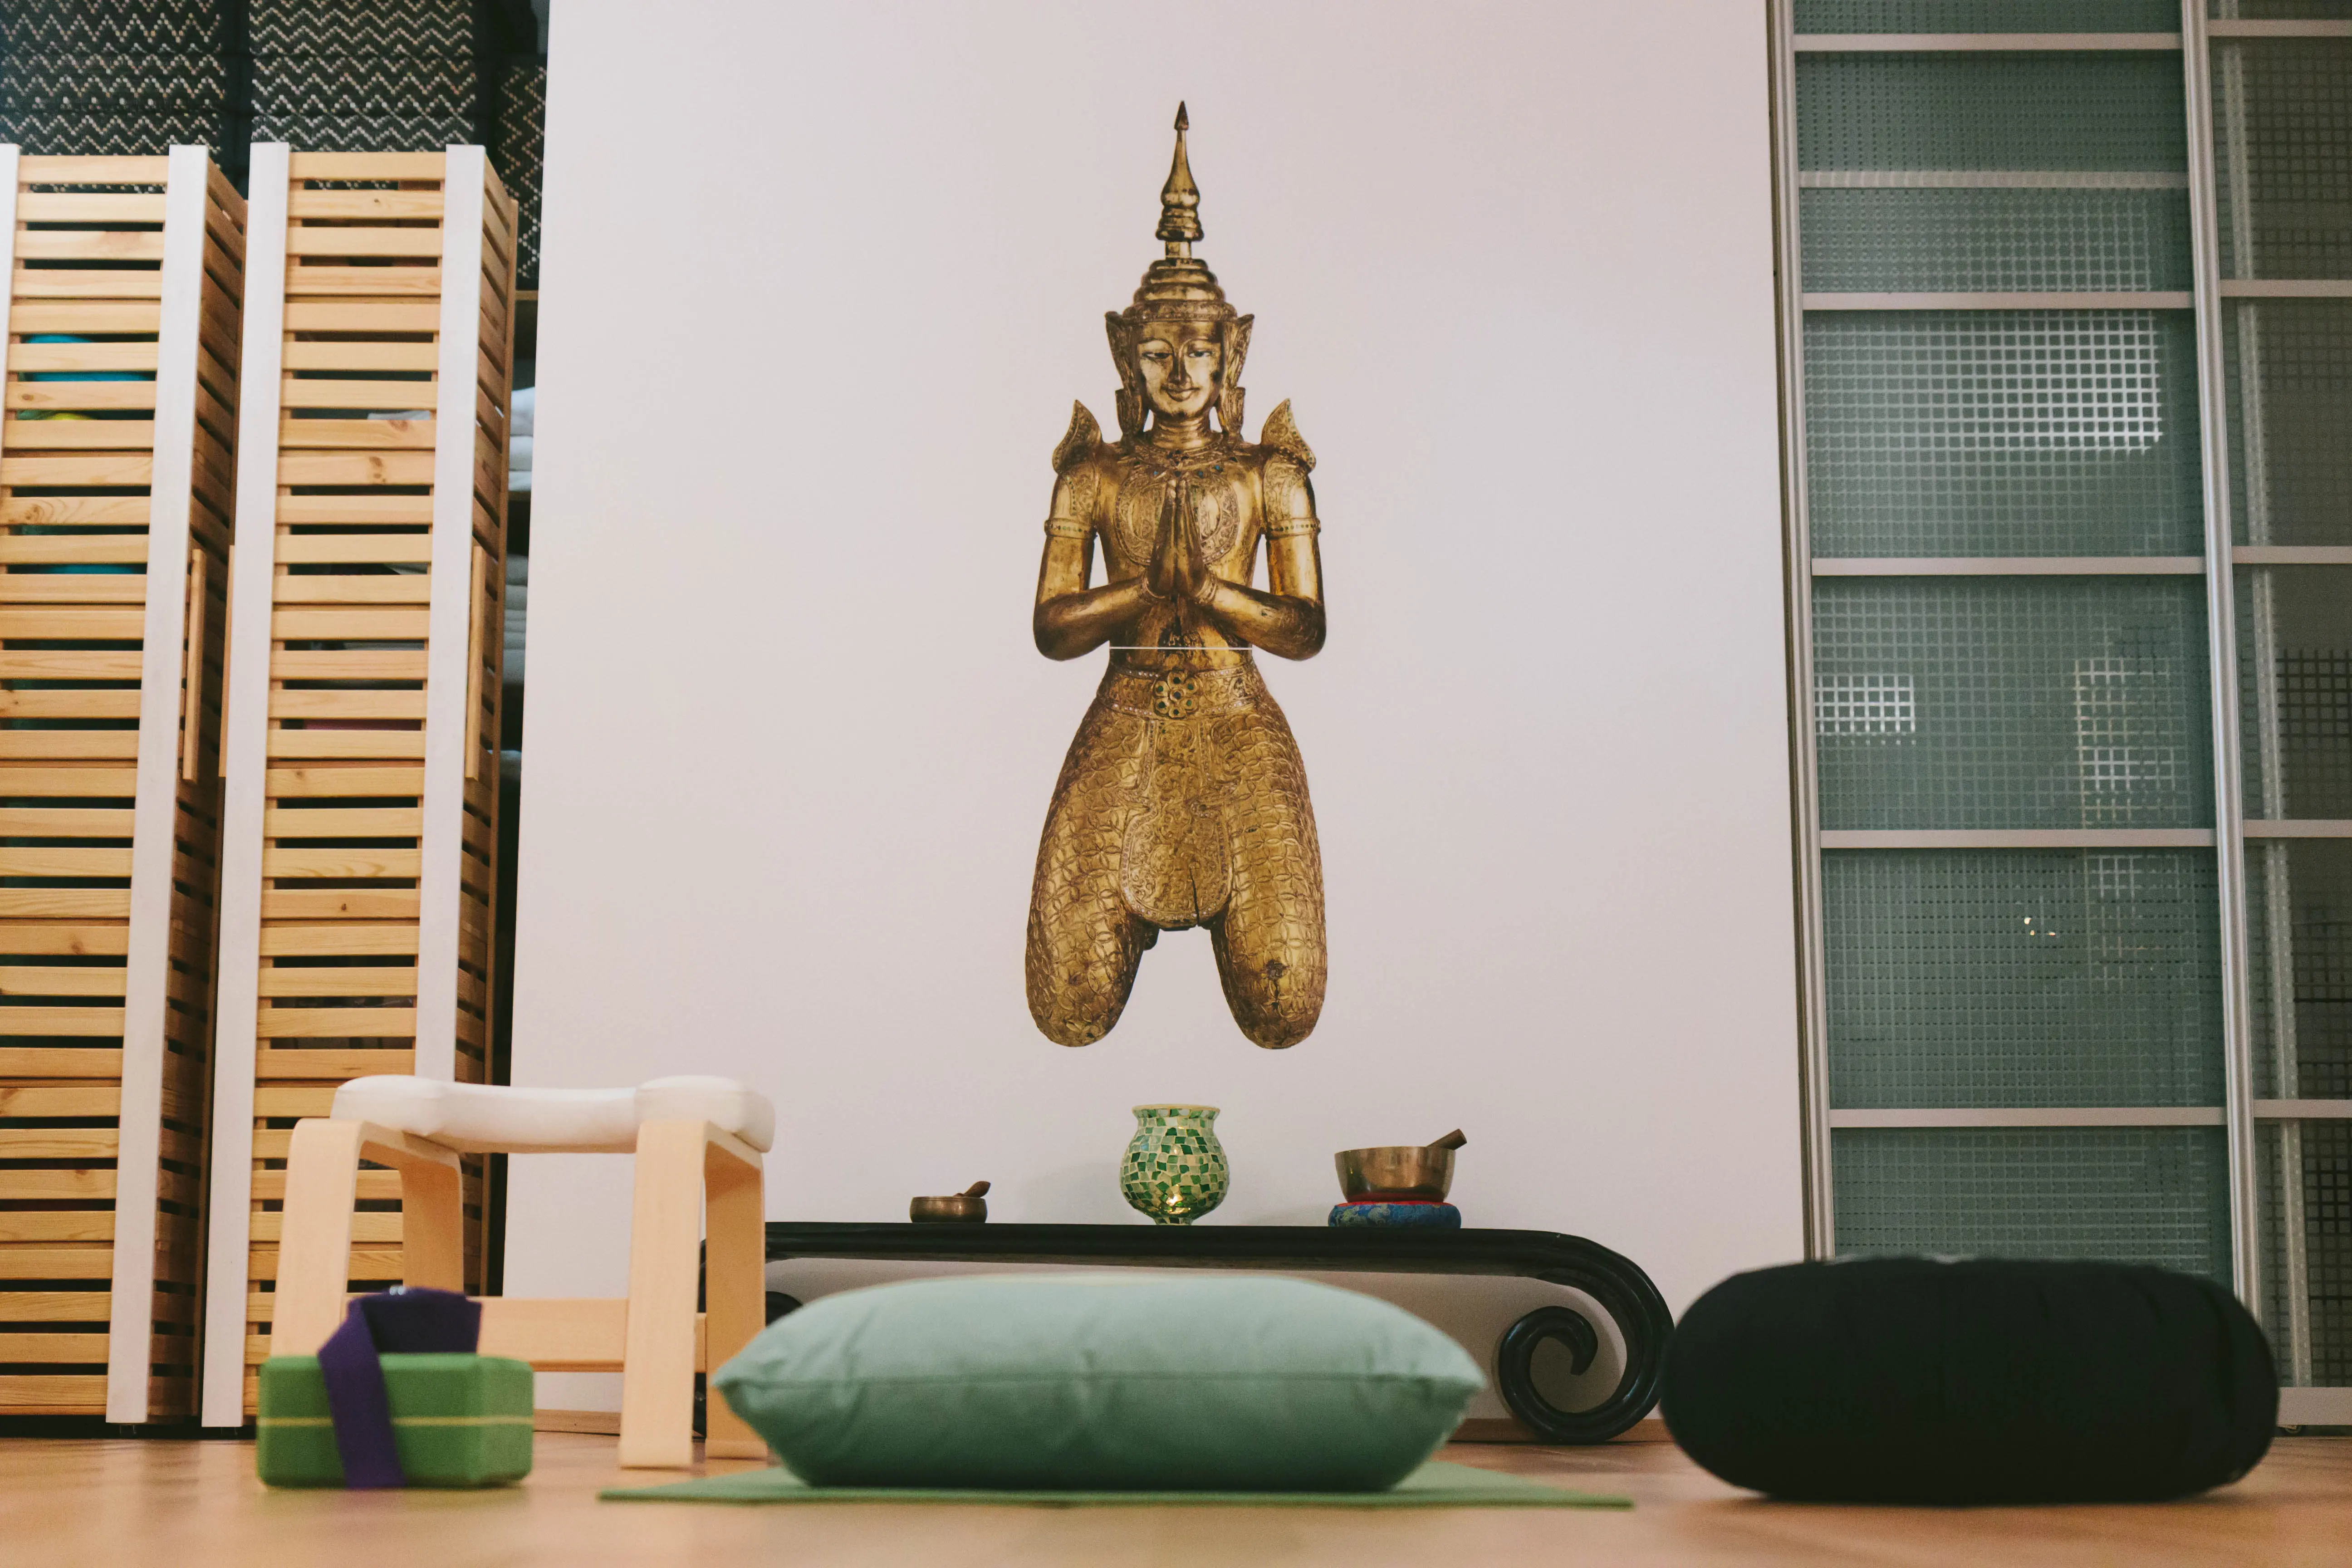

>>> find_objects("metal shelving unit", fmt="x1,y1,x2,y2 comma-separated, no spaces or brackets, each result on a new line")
1773,0,2352,1425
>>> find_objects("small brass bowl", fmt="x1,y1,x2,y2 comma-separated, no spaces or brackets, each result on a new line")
1335,1145,1455,1204
909,1194,987,1224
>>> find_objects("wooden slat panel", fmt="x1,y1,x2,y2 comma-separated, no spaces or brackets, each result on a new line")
0,926,130,957
10,270,163,300
0,1047,125,1074
0,847,134,877
262,807,421,836
0,891,132,920
273,495,435,525
0,1333,113,1361
260,924,420,957
0,971,127,1001
0,732,143,761
262,848,421,879
275,378,443,413
268,651,430,681
0,1376,108,1410
270,606,431,639
271,575,433,605
0,576,149,604
0,456,154,486
241,1247,402,1283
0,807,137,836
15,192,168,222
0,1249,113,1281
259,889,421,921
278,264,441,296
246,1210,402,1245
265,729,426,761
278,418,436,451
12,229,166,261
0,1213,114,1244
284,189,444,220
0,536,149,566
6,380,158,413
283,226,445,259
268,693,429,724
0,1128,118,1159
0,653,144,681
249,1168,404,1201
253,1047,415,1076
256,967,417,998
278,342,438,374
0,1169,114,1199
0,1008,126,1040
5,302,162,334
0,1083,121,1113
256,1007,417,1039
5,341,160,373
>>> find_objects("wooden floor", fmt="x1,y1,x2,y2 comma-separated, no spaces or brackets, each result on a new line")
0,1431,2347,1566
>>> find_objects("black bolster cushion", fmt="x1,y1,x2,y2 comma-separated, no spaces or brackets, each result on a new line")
1660,1258,2277,1504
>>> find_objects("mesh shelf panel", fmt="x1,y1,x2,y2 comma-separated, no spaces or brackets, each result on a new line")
1798,54,2188,172
1825,849,2223,1107
1798,0,2180,27
2215,40,2352,279
2246,840,2352,1102
2259,1121,2352,1387
2235,568,2352,818
2220,3,2352,18
1805,311,2204,556
1801,187,2193,292
1832,1126,2231,1280
1814,577,2213,829
2224,300,2352,547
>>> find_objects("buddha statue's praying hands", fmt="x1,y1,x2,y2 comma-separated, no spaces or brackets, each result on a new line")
1025,106,1328,1050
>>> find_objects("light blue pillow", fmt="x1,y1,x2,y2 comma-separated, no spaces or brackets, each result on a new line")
715,1273,1485,1491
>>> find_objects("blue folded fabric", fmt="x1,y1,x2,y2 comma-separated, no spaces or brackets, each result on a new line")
318,1288,482,1488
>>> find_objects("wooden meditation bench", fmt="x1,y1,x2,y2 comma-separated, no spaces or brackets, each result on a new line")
268,1076,771,1468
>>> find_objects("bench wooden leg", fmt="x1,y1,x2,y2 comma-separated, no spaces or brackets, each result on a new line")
270,1119,366,1358
702,1138,765,1459
618,1119,705,1468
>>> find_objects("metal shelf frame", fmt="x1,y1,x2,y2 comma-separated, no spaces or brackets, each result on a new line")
1769,0,2309,1327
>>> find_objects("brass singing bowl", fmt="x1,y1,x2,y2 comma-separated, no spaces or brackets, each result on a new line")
1335,1146,1455,1203
909,1195,987,1224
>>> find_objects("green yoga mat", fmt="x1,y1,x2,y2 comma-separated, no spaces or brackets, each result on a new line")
600,1458,1629,1509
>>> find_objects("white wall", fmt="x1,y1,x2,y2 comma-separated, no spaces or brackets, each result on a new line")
508,0,1802,1400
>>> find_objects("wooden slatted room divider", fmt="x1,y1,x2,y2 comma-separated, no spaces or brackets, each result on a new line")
0,147,244,1422
198,146,514,1424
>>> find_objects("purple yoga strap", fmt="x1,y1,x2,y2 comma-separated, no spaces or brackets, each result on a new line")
318,1287,482,1489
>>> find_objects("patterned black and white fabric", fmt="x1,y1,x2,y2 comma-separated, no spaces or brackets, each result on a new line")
0,0,544,285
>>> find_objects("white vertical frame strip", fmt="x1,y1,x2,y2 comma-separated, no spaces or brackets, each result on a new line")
109,145,210,1425
199,142,289,1428
416,146,487,1087
1768,1,1836,1258
2180,0,2264,1311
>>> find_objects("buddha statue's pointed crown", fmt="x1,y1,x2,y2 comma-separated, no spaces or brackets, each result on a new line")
1120,103,1235,326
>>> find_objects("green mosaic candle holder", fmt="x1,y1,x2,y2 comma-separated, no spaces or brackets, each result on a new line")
1120,1104,1228,1225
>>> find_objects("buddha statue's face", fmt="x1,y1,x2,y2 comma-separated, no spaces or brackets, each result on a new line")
1134,325,1223,423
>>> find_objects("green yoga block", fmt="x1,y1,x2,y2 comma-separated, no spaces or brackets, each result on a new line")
258,1353,535,1488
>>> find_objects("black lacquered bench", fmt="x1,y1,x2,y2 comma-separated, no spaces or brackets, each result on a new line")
762,1222,1671,1443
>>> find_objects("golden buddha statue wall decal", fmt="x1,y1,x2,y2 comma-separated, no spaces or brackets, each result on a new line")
1026,105,1328,1050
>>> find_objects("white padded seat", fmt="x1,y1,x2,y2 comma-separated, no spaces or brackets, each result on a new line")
330,1074,775,1155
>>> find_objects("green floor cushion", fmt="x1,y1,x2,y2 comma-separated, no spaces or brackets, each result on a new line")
714,1273,1485,1491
